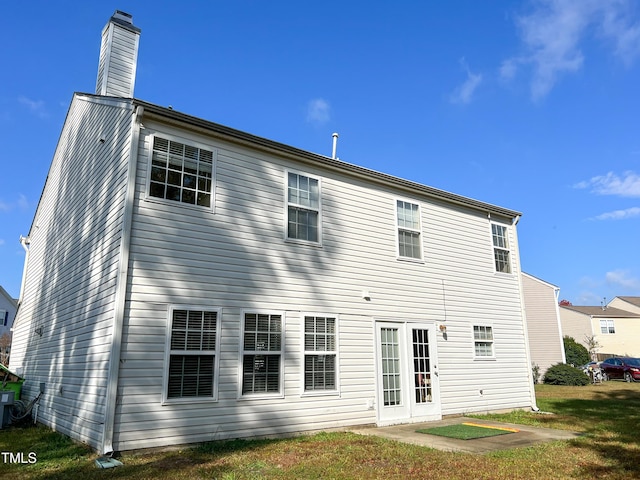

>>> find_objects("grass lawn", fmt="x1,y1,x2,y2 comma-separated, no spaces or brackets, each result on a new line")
1,382,639,479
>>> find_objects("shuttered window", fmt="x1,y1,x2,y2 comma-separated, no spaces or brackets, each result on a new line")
149,136,214,208
242,313,283,395
166,309,219,400
304,316,337,392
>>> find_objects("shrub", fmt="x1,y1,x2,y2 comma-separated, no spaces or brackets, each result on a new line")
563,336,590,366
543,363,589,386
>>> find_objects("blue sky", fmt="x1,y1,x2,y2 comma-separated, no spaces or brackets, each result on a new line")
1,0,639,305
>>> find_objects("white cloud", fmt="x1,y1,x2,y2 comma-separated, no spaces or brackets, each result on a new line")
0,239,5,247
450,58,483,105
306,98,330,125
592,207,640,220
18,96,47,118
503,0,640,100
575,171,640,197
0,194,30,213
605,270,640,291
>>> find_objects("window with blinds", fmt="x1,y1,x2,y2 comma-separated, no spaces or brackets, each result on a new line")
304,316,337,392
166,308,219,400
242,313,283,395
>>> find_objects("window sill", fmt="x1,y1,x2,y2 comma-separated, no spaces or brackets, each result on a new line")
396,256,425,264
162,397,218,406
473,357,496,361
285,238,323,248
238,393,285,401
301,390,340,398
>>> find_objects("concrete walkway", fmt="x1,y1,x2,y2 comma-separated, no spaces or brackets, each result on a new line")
348,417,581,454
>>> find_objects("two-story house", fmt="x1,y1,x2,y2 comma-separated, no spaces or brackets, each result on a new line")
10,11,537,454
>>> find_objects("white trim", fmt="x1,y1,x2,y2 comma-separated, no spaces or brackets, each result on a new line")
395,197,424,261
161,305,222,405
238,310,286,400
284,169,322,246
300,312,341,397
489,220,513,275
144,131,217,213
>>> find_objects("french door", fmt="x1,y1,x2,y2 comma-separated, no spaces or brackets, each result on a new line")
376,321,441,424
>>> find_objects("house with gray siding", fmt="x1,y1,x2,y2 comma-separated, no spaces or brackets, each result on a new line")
10,11,537,453
521,273,565,378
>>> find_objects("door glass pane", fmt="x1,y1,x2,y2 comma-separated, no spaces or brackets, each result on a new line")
412,329,432,403
380,328,401,406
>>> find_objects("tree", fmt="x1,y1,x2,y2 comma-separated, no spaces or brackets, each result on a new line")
563,336,590,367
0,333,11,366
584,335,601,361
559,299,572,306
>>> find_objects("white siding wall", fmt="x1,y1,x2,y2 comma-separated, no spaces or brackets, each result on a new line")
9,95,133,450
521,274,564,377
113,121,533,450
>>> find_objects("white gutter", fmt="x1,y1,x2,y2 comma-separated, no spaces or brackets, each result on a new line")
101,105,143,454
553,287,567,363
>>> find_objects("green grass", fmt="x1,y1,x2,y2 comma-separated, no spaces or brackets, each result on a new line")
416,423,515,440
1,382,639,479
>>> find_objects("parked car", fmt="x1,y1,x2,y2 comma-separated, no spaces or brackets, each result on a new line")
599,357,640,382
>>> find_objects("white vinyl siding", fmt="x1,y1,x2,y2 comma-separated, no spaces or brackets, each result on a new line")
286,171,320,243
473,325,494,357
303,315,337,393
164,307,220,402
396,200,422,259
111,122,531,451
491,223,511,273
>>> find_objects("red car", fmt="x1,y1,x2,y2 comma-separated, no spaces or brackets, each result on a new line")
600,357,640,382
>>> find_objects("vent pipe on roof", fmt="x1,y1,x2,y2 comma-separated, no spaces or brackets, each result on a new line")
332,133,339,159
96,10,141,98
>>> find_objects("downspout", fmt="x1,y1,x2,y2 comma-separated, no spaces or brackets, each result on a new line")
102,104,143,454
511,215,540,411
18,235,31,304
553,287,567,363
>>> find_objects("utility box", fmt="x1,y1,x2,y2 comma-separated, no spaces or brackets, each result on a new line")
0,390,15,428
0,364,24,400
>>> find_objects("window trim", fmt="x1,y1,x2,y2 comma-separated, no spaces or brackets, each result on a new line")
238,310,286,399
300,313,340,397
284,170,322,246
490,221,512,274
395,198,424,262
472,324,495,359
162,305,221,405
145,132,217,213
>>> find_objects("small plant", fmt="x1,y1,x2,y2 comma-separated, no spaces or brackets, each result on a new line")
532,363,541,384
543,363,589,386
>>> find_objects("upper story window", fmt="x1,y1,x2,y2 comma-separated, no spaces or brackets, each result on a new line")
0,310,7,327
165,308,220,402
287,172,320,243
473,325,494,357
397,200,422,259
491,223,511,273
149,136,214,208
600,319,616,334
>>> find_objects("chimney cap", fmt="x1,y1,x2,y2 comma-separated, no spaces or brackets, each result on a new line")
108,10,141,34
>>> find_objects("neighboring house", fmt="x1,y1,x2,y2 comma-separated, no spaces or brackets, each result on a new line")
0,285,18,365
608,296,640,315
559,305,640,359
10,11,537,454
521,273,565,377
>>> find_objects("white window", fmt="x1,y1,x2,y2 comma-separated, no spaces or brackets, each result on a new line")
473,325,494,357
242,312,283,396
491,223,511,273
0,310,7,327
164,308,220,402
397,200,422,259
600,319,616,334
303,315,337,392
149,135,214,208
287,172,320,243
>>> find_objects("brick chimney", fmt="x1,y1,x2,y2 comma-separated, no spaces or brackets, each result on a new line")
95,10,141,98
